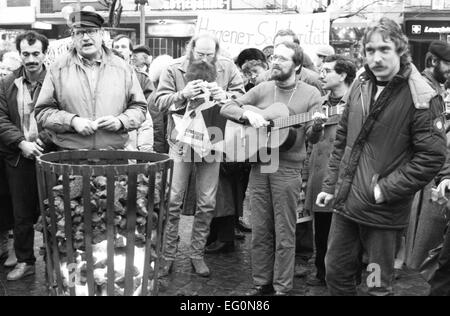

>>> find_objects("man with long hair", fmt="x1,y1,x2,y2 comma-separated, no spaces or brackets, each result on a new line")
316,18,447,296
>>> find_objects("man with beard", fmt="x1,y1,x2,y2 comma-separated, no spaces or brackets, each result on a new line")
155,33,244,277
221,41,325,295
0,31,54,280
35,11,146,151
415,40,450,296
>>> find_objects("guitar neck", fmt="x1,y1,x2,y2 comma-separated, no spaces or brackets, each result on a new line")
272,106,341,129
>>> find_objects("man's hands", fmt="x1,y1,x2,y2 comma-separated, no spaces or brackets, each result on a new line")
19,140,43,159
71,116,123,136
71,117,97,136
437,179,450,197
312,112,328,132
243,110,269,128
207,82,227,102
316,192,334,208
182,79,204,99
96,116,123,132
374,183,385,204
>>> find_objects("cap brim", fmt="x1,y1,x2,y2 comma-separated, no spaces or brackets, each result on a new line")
70,21,101,28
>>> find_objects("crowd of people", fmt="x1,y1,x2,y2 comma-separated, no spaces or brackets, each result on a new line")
0,10,449,296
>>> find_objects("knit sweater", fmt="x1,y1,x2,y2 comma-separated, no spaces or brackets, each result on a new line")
221,80,322,168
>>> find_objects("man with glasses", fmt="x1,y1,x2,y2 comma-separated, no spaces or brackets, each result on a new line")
304,55,356,287
156,32,244,277
35,10,146,151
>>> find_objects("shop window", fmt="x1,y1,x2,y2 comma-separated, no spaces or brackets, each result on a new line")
148,37,190,59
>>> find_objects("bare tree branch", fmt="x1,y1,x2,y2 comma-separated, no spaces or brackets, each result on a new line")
330,0,384,23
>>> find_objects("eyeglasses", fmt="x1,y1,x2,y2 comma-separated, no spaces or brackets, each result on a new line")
320,68,335,77
71,28,100,39
269,55,290,63
194,51,215,59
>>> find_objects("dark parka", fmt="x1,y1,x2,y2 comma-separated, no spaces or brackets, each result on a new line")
0,66,53,167
322,63,447,229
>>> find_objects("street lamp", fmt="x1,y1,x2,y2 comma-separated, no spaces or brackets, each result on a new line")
135,0,148,45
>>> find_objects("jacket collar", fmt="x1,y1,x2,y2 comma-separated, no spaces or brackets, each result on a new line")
69,46,113,67
359,63,436,109
177,55,225,73
12,65,47,85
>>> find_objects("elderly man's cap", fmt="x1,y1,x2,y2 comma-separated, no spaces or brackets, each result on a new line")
429,40,450,62
132,45,152,56
68,10,105,28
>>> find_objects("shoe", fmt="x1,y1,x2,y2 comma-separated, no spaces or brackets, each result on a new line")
306,277,326,287
294,264,310,278
274,291,289,296
246,284,274,296
237,217,252,233
4,248,17,267
159,260,174,277
7,263,35,281
0,231,8,260
205,241,235,254
234,229,245,240
191,258,210,277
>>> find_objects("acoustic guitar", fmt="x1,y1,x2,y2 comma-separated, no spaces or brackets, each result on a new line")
223,102,342,162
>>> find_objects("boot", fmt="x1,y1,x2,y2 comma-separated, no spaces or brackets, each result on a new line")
0,231,8,260
4,239,17,267
190,258,210,277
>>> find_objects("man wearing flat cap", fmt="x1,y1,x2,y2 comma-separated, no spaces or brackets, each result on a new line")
132,45,152,75
35,10,147,150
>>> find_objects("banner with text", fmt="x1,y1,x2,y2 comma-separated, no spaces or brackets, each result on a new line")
196,12,330,58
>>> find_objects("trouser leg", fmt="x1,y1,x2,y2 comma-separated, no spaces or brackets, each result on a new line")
325,214,362,296
190,161,220,259
5,158,39,265
429,227,450,296
360,225,398,296
249,166,274,287
270,166,301,293
314,212,333,280
163,153,192,261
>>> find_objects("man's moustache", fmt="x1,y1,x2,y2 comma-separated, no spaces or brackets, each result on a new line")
26,63,39,67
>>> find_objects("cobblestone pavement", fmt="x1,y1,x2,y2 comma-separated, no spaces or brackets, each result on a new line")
0,215,430,296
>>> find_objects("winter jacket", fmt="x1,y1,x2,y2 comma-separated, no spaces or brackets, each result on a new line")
0,66,54,166
322,63,447,229
305,94,345,212
35,47,147,150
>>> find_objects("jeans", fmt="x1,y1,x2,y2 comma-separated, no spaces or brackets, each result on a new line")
313,212,333,280
4,157,40,265
325,214,398,296
249,164,301,293
429,226,450,296
163,148,220,260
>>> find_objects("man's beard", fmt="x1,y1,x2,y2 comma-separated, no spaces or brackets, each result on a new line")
270,65,296,82
186,52,217,82
434,62,449,84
